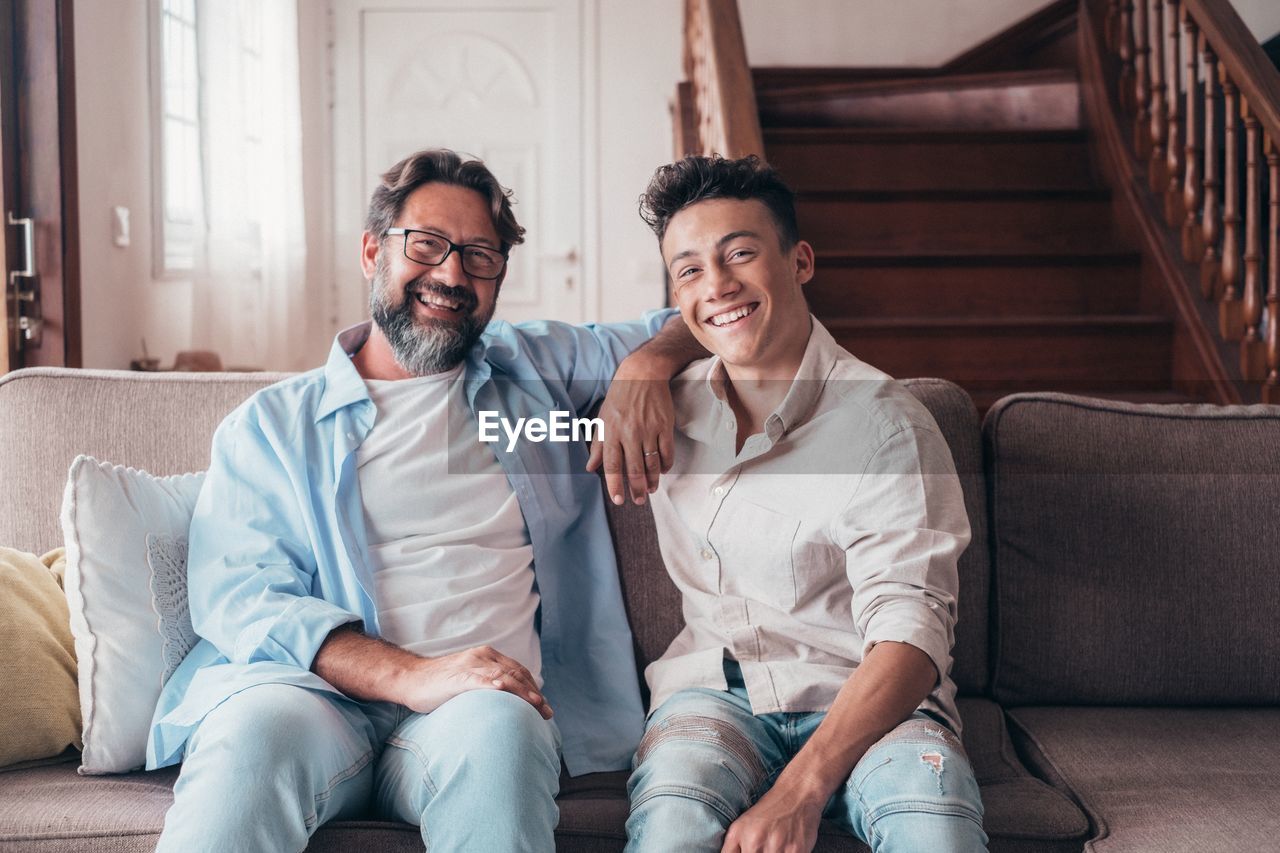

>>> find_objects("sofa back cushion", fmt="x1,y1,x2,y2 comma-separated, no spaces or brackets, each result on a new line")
0,369,283,552
985,393,1280,706
608,377,991,700
1,368,992,700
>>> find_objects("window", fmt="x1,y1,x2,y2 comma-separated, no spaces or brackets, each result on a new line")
148,0,307,369
151,0,271,280
153,0,202,275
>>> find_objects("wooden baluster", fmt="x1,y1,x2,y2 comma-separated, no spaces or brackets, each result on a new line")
1181,14,1202,261
1239,101,1264,378
1163,0,1182,225
1134,0,1151,158
1263,135,1280,404
1218,72,1242,340
1107,0,1121,51
1119,1,1136,112
1148,0,1167,192
1200,42,1221,298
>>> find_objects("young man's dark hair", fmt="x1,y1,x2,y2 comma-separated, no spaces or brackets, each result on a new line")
638,154,799,249
365,148,527,252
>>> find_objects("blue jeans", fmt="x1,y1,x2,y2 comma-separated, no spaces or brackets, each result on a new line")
626,663,987,852
156,684,561,853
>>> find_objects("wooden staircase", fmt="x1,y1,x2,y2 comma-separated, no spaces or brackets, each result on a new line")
754,64,1191,409
679,0,1280,407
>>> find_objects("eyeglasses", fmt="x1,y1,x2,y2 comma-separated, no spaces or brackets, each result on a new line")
385,228,508,280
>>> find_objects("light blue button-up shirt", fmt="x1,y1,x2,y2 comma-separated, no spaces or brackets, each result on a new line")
147,310,674,776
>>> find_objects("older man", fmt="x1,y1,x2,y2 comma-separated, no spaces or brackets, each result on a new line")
148,149,700,852
625,155,988,852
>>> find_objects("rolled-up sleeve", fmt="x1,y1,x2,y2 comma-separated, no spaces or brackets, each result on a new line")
837,425,970,684
187,407,361,670
511,308,677,414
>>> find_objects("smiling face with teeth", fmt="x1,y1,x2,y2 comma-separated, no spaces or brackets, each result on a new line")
662,198,815,383
358,182,505,378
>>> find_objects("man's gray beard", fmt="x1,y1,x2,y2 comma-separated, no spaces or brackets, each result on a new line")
369,268,491,376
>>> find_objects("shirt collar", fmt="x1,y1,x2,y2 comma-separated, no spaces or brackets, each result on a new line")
701,315,839,439
774,316,840,433
315,322,375,423
314,321,494,423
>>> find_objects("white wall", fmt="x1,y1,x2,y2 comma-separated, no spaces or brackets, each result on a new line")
74,0,193,369
594,0,684,321
740,0,1056,67
295,2,335,367
74,0,1279,362
1231,0,1280,41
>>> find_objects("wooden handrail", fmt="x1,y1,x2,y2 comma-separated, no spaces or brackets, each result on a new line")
1097,0,1280,402
678,0,764,159
1182,0,1280,143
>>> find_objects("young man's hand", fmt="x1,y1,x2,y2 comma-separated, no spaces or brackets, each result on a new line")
721,783,823,853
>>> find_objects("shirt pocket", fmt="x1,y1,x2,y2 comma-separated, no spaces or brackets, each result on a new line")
709,499,801,610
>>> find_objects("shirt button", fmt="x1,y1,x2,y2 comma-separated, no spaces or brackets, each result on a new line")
724,421,735,431
712,486,725,496
700,548,714,561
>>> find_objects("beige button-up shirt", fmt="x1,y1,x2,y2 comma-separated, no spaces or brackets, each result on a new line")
646,318,969,734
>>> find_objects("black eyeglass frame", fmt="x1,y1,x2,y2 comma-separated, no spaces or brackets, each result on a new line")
384,227,509,280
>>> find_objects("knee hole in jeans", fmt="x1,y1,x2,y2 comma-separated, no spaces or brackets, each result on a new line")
872,719,963,751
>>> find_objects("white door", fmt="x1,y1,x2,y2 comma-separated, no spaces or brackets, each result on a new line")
330,0,585,328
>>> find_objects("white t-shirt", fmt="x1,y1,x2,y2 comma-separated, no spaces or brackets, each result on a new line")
357,365,542,684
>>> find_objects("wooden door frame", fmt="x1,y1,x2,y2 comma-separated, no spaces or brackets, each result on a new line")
0,0,81,370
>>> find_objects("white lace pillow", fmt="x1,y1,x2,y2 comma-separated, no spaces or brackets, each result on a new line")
146,533,198,684
61,457,204,774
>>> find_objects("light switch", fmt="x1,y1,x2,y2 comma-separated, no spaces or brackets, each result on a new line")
112,206,130,248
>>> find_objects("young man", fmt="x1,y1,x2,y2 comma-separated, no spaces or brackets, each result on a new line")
146,149,701,852
626,155,987,852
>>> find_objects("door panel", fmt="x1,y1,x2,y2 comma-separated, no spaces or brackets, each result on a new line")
332,0,584,329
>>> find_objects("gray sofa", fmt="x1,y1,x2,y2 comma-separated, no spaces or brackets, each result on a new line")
1,368,1277,852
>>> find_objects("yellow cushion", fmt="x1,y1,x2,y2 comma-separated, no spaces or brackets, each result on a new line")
0,547,81,767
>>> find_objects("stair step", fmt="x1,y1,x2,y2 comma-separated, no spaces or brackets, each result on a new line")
808,252,1141,317
796,191,1117,254
759,68,1079,101
764,128,1096,191
753,67,941,92
826,315,1172,385
758,68,1080,130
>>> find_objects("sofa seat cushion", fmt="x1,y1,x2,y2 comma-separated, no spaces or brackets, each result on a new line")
0,699,1088,852
959,697,1090,845
1008,706,1280,852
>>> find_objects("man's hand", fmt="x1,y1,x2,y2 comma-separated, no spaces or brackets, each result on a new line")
721,784,823,853
313,627,552,719
396,645,553,719
586,372,674,506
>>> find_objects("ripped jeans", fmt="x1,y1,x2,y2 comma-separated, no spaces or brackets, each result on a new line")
625,662,987,852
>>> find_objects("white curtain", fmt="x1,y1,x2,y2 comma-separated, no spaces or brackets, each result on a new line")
193,0,309,371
